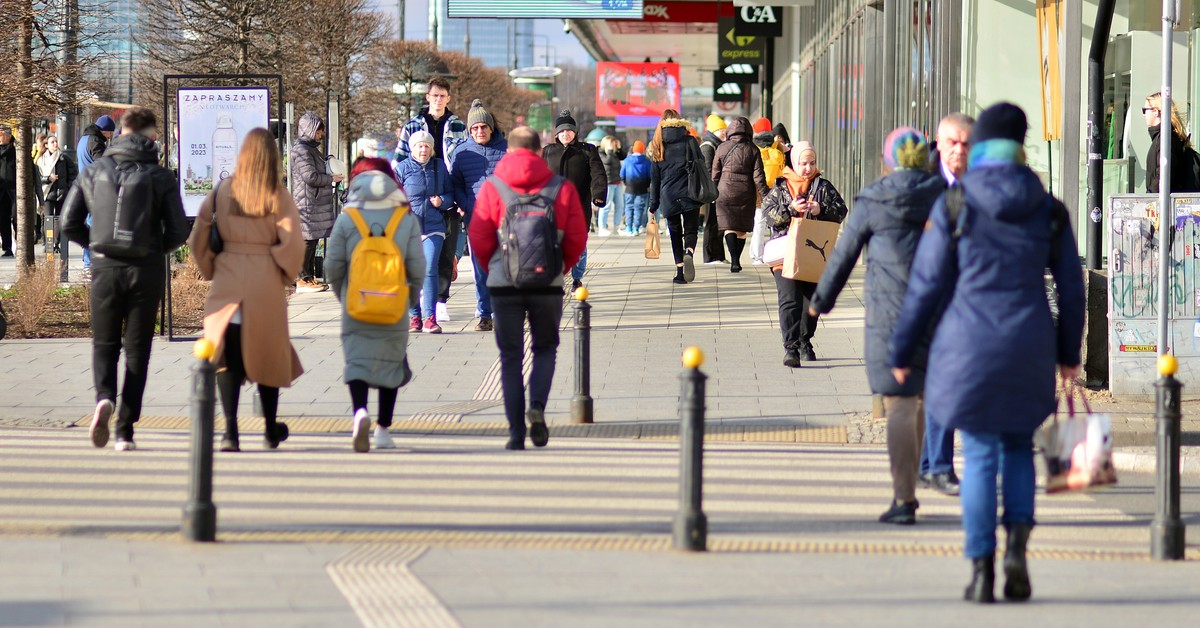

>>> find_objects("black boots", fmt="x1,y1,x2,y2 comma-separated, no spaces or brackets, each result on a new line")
1003,524,1032,601
220,417,240,452
724,233,744,272
264,421,289,450
783,348,802,368
673,267,687,284
963,555,995,603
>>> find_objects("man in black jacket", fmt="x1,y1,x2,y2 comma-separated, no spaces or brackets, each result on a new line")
541,110,605,292
63,107,191,452
0,125,17,256
699,115,727,264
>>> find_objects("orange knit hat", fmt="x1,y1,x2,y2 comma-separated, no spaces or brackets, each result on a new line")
632,140,646,153
752,117,773,134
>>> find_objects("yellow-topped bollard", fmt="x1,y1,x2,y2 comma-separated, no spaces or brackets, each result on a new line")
571,285,593,423
193,338,216,362
1158,354,1179,377
682,346,705,369
574,286,589,302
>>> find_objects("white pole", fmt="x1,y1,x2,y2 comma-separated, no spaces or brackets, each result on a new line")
1156,0,1177,357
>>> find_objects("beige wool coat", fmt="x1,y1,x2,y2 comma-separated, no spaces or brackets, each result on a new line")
188,184,305,388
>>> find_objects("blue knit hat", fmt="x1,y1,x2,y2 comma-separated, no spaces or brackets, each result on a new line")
96,115,116,132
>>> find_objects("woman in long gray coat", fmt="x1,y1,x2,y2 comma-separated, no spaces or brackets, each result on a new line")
290,112,343,291
325,160,425,453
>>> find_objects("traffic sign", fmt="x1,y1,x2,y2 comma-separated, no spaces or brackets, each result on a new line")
735,5,783,37
717,63,759,85
717,17,766,65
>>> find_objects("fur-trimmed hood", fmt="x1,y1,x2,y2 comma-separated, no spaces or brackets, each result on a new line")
660,117,691,129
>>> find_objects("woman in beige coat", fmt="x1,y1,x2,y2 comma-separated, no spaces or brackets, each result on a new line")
189,128,305,451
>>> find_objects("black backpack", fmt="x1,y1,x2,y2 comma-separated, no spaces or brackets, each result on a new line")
88,158,157,258
491,176,564,288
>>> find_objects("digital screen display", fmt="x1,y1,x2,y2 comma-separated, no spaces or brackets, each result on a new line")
447,0,643,19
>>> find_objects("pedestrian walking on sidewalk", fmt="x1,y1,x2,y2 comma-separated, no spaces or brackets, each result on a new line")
326,159,424,453
468,127,587,450
619,140,651,235
711,117,769,272
63,107,190,451
809,127,945,524
750,117,787,264
1142,91,1200,193
290,112,342,293
73,115,114,277
763,141,847,363
189,128,305,452
920,112,975,495
598,135,626,235
699,115,727,264
890,103,1085,603
541,109,605,293
35,134,77,253
647,110,703,284
450,99,508,332
397,130,455,334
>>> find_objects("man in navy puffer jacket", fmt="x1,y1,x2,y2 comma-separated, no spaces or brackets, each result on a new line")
451,100,508,331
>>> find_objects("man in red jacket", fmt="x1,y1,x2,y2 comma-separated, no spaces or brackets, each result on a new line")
468,126,588,450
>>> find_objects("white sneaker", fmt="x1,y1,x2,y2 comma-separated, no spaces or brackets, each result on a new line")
637,228,646,235
751,259,765,266
598,229,611,237
436,302,450,322
373,425,396,450
114,439,136,452
352,409,370,453
296,280,326,294
89,399,114,448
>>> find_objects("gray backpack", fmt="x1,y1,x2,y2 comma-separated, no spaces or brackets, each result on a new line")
490,176,564,288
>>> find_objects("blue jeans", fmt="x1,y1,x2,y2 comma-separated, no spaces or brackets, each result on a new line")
473,256,492,318
571,247,587,282
411,235,443,319
82,214,92,268
960,429,1037,559
600,183,623,231
921,412,956,475
624,192,648,232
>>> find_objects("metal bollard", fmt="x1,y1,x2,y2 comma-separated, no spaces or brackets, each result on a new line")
673,347,708,551
571,286,594,424
1151,354,1186,560
182,339,218,542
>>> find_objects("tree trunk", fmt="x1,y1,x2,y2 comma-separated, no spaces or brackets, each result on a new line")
16,2,37,272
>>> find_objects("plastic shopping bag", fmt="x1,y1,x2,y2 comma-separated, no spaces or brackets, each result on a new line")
1035,385,1118,493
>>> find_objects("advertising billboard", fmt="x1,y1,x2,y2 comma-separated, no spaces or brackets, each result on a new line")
596,62,681,118
177,87,270,217
448,0,643,19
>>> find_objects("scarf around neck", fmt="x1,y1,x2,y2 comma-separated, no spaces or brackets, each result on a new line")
782,166,820,200
967,139,1025,171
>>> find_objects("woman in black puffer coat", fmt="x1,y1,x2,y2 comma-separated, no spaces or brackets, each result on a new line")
712,117,769,272
648,110,702,284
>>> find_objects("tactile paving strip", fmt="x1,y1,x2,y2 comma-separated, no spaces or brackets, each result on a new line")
69,415,848,443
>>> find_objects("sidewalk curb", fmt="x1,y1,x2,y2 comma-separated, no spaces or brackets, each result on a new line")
1113,448,1200,476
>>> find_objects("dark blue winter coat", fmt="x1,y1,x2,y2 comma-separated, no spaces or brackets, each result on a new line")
811,169,946,396
889,164,1085,435
395,156,455,236
620,153,652,194
450,132,508,223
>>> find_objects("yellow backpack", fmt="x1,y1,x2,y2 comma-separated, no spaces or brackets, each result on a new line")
760,145,786,187
344,207,409,325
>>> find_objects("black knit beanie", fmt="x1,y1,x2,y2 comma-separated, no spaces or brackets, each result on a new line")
971,102,1028,144
772,123,791,146
554,109,577,135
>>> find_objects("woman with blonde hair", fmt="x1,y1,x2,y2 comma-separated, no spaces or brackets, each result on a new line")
598,135,626,236
189,128,306,451
1143,91,1200,193
647,109,704,284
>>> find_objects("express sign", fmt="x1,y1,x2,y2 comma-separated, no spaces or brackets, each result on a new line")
735,5,783,37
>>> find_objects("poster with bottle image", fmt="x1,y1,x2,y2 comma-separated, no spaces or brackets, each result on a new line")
177,86,270,217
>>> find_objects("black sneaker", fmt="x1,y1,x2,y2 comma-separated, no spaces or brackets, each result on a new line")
474,317,494,332
783,349,802,368
571,279,583,294
800,343,817,362
528,408,549,448
506,430,526,450
879,500,917,525
682,252,695,282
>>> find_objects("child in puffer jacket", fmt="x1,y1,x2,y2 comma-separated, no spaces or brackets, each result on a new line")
619,140,653,235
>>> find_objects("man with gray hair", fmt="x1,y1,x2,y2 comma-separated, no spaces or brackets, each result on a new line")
918,111,975,494
63,106,190,451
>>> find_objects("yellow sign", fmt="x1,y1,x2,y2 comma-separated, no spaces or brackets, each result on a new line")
1119,345,1157,353
1036,0,1064,141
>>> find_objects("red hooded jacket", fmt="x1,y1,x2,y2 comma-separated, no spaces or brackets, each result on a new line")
467,148,588,293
